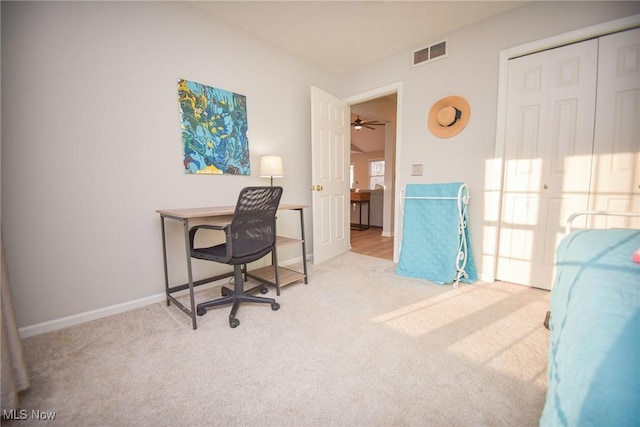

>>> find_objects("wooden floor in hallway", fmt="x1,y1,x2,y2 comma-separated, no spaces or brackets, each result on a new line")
350,226,393,261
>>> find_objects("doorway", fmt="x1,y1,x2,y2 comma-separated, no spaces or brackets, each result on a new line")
350,226,394,260
346,85,400,261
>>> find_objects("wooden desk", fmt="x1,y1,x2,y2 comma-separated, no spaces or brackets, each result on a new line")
157,204,308,329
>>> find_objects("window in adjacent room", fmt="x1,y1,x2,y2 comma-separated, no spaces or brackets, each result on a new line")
350,163,355,189
369,159,385,189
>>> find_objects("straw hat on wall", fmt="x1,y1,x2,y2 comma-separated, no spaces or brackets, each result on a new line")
428,96,471,138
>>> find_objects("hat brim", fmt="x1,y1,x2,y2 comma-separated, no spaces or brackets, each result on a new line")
428,96,471,138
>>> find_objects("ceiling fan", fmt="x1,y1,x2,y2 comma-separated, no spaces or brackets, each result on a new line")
351,115,384,130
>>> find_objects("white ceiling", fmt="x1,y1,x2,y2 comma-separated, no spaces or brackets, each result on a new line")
189,1,528,153
189,1,526,74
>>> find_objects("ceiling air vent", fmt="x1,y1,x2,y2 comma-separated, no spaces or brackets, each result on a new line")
412,40,448,67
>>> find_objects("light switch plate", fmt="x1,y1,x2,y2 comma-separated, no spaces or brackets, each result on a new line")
411,164,423,176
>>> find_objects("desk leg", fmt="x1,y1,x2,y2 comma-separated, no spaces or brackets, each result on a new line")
160,216,170,306
367,200,370,228
298,208,308,284
182,219,197,330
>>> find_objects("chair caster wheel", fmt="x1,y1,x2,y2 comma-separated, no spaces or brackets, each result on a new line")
197,307,206,316
260,286,269,294
229,318,240,328
271,302,280,311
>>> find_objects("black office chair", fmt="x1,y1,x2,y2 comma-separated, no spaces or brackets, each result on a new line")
189,186,283,328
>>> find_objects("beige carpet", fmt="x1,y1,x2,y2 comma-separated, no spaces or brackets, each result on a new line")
3,252,550,427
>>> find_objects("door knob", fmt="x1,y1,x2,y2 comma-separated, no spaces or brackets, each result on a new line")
310,185,323,191
543,184,549,190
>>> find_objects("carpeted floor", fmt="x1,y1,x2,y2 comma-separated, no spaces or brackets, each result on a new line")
3,252,550,427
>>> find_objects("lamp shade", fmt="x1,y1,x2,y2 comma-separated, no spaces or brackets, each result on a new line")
259,155,284,178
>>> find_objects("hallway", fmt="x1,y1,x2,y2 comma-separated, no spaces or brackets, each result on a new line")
350,226,393,261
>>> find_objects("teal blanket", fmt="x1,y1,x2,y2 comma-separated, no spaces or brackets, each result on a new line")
540,229,640,427
396,183,477,284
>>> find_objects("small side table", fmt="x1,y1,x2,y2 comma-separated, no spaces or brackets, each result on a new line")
350,192,370,231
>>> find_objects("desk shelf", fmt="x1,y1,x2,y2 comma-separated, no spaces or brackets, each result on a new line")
246,233,307,294
247,265,305,288
276,236,301,247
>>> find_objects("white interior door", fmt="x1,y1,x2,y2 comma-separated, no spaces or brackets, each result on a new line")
498,39,598,289
589,27,640,228
310,86,350,264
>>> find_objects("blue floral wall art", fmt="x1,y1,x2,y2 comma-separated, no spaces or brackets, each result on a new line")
178,79,250,175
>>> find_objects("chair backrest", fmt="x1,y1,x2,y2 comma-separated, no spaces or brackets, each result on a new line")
229,186,283,261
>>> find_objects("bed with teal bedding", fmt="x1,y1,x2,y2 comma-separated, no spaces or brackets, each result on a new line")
540,225,640,427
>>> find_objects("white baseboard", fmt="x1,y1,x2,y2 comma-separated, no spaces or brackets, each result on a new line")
18,254,314,338
479,272,495,283
19,293,167,338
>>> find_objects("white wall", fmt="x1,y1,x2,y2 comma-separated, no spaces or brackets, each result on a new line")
1,1,342,330
351,150,385,190
344,1,640,278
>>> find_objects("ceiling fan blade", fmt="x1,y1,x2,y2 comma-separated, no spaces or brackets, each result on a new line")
364,125,375,130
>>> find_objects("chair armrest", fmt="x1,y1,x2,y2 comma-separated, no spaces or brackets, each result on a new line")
188,224,230,250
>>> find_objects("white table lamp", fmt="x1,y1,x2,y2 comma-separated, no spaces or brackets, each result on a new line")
259,155,283,186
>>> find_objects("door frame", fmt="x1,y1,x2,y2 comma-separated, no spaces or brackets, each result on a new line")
344,81,403,261
490,14,640,282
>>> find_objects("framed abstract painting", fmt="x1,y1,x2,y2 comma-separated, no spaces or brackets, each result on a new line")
178,79,250,175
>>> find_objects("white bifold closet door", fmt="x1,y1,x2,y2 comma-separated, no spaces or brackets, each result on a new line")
498,27,640,290
589,28,640,227
498,38,597,290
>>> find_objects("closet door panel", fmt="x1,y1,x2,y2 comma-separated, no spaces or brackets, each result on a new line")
498,39,597,289
590,28,640,228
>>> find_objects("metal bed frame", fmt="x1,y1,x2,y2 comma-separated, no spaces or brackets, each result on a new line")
565,210,640,234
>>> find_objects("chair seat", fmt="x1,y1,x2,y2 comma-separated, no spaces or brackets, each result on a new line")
192,244,275,265
191,243,227,262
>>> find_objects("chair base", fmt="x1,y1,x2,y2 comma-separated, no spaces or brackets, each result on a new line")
196,265,280,328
